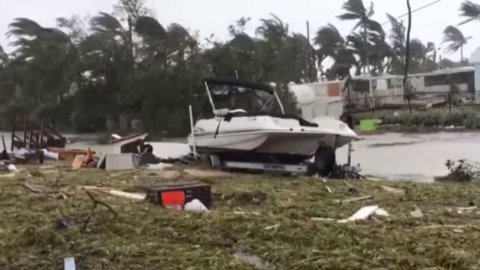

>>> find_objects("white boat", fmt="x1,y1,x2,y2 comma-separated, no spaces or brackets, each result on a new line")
189,79,358,175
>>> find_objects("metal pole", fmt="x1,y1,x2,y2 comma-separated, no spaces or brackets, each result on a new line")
273,91,286,114
306,20,312,82
204,82,217,114
189,105,197,158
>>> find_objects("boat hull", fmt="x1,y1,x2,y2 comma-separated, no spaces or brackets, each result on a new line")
192,130,348,158
189,115,358,163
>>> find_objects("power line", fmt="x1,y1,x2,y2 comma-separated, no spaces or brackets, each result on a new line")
382,0,445,25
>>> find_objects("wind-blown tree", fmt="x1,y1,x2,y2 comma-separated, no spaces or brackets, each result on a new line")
255,14,315,83
6,18,79,123
0,45,7,68
314,24,353,78
442,25,470,62
204,17,260,80
82,11,135,130
338,0,384,72
386,14,406,74
459,0,480,25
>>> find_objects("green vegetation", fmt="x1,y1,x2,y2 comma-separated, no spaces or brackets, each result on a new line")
2,166,480,269
356,110,480,132
0,0,476,136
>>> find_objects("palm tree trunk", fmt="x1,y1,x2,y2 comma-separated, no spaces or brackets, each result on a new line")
364,24,369,73
404,0,412,94
461,45,464,63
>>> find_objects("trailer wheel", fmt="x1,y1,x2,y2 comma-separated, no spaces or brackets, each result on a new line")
208,154,222,170
314,145,336,177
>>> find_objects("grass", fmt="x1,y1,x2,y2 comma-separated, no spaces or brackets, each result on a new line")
2,165,480,269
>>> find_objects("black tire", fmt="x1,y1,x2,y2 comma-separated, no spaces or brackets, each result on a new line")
314,145,336,177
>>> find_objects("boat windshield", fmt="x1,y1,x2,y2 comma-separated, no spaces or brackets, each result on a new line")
208,83,283,114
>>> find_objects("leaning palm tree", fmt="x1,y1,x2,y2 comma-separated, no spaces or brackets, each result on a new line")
442,25,471,61
459,0,480,25
255,13,289,42
314,24,345,60
338,0,384,72
386,14,406,74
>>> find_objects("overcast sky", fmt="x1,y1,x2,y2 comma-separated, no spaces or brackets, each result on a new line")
0,0,479,61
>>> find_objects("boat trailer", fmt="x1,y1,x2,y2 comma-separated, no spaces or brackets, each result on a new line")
206,142,361,179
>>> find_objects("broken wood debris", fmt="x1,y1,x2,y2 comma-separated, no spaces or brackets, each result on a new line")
82,186,146,201
335,195,372,204
381,185,406,195
82,191,119,231
23,183,67,199
264,224,280,231
311,217,337,222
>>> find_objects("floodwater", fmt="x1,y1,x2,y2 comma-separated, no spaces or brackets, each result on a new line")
337,132,480,182
3,131,480,182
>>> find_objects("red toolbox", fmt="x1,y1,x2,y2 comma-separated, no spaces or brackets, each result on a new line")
146,181,212,209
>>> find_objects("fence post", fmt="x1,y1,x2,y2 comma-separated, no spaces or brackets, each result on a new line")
448,93,452,112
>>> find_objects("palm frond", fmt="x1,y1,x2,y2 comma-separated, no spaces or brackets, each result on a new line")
338,13,362,21
90,12,123,34
366,19,385,37
7,18,43,38
255,13,289,39
229,33,255,51
135,16,167,40
459,0,480,25
442,25,467,53
314,24,345,56
339,0,367,20
387,14,405,50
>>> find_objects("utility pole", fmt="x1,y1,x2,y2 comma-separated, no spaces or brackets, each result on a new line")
404,0,413,114
404,0,412,94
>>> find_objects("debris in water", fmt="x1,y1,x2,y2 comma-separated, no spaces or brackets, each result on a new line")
234,252,270,269
410,208,424,218
64,257,76,270
225,191,267,206
381,185,405,196
336,195,372,204
456,206,478,214
264,224,280,231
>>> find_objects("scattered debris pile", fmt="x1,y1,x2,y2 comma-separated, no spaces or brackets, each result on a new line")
436,159,480,182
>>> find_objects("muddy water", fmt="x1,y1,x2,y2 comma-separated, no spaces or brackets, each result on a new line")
3,131,479,182
337,132,480,182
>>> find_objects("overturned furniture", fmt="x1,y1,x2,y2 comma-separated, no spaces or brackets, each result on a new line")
11,121,66,151
108,133,149,154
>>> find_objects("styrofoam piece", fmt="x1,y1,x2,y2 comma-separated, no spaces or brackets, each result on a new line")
146,163,174,171
7,164,17,172
374,208,390,217
184,199,209,214
339,205,379,223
